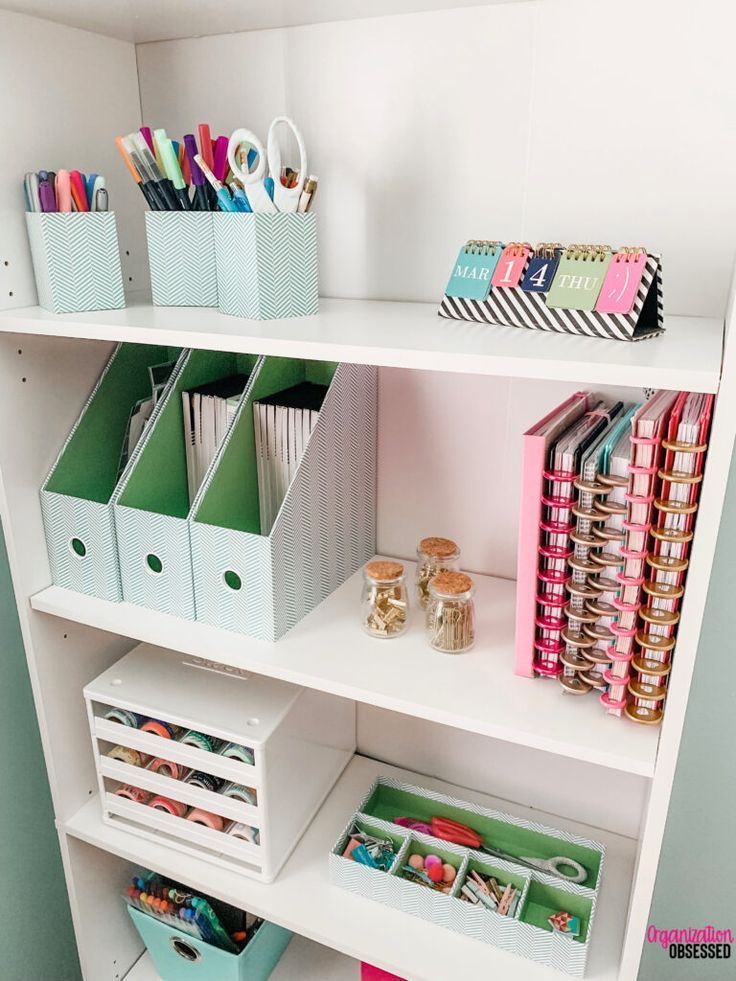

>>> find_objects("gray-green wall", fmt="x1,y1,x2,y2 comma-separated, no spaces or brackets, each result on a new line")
0,521,81,981
640,450,736,978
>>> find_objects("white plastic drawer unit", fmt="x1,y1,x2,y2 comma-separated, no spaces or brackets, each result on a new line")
84,644,356,881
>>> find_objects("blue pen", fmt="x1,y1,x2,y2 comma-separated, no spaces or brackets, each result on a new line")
193,153,238,211
229,183,252,212
85,173,98,209
264,176,275,201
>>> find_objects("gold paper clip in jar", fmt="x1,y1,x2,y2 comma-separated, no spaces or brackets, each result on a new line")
415,537,461,610
426,571,475,654
362,560,409,639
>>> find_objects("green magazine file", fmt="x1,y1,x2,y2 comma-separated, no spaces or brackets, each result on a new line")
115,350,261,619
41,343,181,602
191,357,377,640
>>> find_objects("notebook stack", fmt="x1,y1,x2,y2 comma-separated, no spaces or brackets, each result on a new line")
516,389,713,727
625,392,713,725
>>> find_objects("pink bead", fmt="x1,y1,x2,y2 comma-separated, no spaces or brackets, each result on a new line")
408,854,424,870
424,854,442,868
427,862,444,883
442,863,456,883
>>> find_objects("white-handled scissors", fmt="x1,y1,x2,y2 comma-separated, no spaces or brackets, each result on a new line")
227,116,307,214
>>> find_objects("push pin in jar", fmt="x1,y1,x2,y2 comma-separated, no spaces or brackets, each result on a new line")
362,560,409,639
415,537,461,609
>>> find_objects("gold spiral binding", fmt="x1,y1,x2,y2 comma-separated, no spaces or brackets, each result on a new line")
640,606,680,627
535,241,563,259
635,629,676,653
615,246,648,264
647,553,689,573
657,468,703,485
504,241,532,257
582,646,615,665
625,703,664,725
632,654,673,676
464,239,502,256
661,438,707,454
598,473,629,488
628,677,668,701
642,579,684,600
564,602,598,624
650,526,693,545
654,497,698,515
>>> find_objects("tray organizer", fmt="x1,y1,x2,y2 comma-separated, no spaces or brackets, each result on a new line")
26,211,125,314
329,777,605,977
86,643,356,881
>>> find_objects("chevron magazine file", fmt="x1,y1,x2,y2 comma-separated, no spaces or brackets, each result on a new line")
515,390,712,726
440,242,662,341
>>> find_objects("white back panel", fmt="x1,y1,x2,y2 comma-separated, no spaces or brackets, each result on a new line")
0,10,145,311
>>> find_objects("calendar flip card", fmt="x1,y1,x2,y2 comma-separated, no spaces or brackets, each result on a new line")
545,246,613,311
445,241,503,300
439,238,663,342
491,242,532,288
596,249,648,314
520,245,562,293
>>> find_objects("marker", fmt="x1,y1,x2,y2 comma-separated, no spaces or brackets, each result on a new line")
115,136,159,209
69,171,89,211
154,129,191,210
194,153,237,211
184,134,210,211
213,135,229,182
131,133,179,210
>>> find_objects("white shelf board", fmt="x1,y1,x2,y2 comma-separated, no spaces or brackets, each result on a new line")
32,564,659,777
125,935,358,981
68,754,635,981
0,299,722,391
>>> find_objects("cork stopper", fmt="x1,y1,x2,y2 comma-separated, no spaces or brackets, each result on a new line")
430,570,473,596
365,560,404,582
419,537,459,559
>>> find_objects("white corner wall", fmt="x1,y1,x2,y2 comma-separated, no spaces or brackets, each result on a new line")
136,0,736,318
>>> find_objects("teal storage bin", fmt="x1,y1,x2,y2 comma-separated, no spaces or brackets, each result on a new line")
129,907,292,981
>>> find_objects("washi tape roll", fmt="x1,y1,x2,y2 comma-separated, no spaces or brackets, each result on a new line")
186,808,224,831
141,719,182,739
179,730,223,753
115,785,151,804
226,821,260,844
221,783,257,806
148,795,187,817
185,771,223,793
147,758,190,781
107,745,148,767
104,708,144,728
220,743,255,766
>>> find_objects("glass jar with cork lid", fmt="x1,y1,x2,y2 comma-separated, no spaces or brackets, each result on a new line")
426,571,475,653
362,560,409,639
415,537,461,609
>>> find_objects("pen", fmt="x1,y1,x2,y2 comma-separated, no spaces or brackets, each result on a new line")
193,153,237,212
119,135,164,210
229,183,252,212
38,170,57,212
69,171,89,212
298,175,318,213
198,123,217,208
56,170,72,212
154,128,192,210
184,134,210,212
131,133,179,210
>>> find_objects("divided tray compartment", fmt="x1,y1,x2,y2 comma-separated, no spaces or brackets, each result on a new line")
329,777,604,977
213,212,318,320
114,349,262,619
41,342,182,601
85,643,356,881
190,357,377,640
25,211,126,313
146,212,218,307
129,907,293,981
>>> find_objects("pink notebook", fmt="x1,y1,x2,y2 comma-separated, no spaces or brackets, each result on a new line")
515,392,589,677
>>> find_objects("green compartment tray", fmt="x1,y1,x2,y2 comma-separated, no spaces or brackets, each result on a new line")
329,776,604,977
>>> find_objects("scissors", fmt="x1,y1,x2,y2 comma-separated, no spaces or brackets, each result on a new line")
226,116,307,214
395,816,588,885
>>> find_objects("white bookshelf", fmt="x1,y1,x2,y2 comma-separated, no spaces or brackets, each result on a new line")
1,4,735,981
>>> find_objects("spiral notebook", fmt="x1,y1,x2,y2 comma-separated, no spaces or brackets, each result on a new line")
625,392,713,725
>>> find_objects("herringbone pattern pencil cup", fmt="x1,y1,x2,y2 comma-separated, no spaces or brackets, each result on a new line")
26,212,125,314
146,212,218,307
214,212,318,319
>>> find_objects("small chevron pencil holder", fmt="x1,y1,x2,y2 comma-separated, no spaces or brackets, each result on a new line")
190,357,377,641
146,212,218,307
213,212,318,320
25,212,126,314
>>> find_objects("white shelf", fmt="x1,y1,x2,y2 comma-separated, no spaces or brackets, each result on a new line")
32,564,659,777
0,299,722,391
125,935,358,981
68,754,636,981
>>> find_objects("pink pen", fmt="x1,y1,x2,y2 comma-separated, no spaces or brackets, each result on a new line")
213,136,229,182
55,170,72,212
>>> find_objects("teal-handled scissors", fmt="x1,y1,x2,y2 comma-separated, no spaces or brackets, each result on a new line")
227,116,307,214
